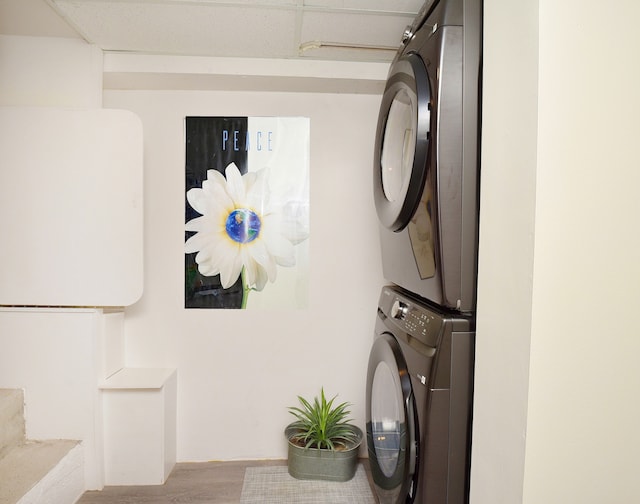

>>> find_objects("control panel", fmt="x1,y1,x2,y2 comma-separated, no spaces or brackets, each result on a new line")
382,288,443,348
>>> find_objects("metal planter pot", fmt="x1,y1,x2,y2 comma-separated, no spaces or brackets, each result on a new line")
285,424,364,482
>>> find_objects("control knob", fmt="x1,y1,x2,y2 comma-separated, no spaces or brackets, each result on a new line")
391,300,409,320
401,25,414,44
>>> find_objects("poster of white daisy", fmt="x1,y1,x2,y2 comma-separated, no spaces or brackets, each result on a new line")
184,117,310,309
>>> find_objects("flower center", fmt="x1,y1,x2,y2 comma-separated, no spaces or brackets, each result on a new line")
225,209,261,244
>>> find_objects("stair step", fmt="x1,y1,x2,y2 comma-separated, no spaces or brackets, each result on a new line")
0,389,25,458
0,440,82,504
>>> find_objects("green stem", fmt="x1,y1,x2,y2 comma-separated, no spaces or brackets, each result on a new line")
240,268,251,309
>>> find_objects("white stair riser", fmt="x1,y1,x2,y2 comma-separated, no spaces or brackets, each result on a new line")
17,443,84,504
0,389,26,457
0,390,84,504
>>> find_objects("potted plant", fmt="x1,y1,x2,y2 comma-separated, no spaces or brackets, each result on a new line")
285,387,363,482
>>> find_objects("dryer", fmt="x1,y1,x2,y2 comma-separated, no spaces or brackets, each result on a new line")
373,0,482,313
366,285,474,504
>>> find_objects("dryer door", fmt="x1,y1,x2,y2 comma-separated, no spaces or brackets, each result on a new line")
373,53,432,232
366,333,419,504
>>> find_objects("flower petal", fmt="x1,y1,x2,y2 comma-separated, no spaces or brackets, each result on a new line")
224,163,246,205
247,240,277,282
218,244,243,288
197,261,219,277
241,249,270,291
186,188,207,215
205,169,227,187
184,161,307,294
185,229,214,254
241,251,258,287
245,168,270,213
187,174,234,218
253,262,268,291
262,230,296,267
185,215,206,233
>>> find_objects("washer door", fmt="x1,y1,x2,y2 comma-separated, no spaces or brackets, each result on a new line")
373,53,432,232
366,333,419,503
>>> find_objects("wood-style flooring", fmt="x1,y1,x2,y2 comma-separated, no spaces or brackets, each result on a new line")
77,459,375,504
77,460,287,504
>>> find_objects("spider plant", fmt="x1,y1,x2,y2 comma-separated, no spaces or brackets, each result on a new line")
287,388,359,451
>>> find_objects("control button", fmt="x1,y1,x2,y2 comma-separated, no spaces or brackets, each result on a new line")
401,25,414,43
391,300,409,320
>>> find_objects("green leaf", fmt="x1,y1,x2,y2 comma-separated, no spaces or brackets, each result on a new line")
287,387,358,451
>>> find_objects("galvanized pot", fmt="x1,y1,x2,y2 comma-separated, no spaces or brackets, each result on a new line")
285,424,363,482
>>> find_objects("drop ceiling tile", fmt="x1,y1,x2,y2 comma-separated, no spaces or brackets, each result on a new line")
303,0,424,13
53,1,299,58
46,0,422,61
194,0,299,5
0,0,80,38
300,10,413,48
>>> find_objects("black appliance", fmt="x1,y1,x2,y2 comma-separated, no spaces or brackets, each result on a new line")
373,0,482,314
367,286,474,503
367,0,482,502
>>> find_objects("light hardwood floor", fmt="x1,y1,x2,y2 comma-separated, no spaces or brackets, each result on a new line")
77,460,287,504
77,460,375,504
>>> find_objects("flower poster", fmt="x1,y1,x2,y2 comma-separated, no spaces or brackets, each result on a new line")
184,117,310,309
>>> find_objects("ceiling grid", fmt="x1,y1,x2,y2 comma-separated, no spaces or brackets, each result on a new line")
2,0,425,62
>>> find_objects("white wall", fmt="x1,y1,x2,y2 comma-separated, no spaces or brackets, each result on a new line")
472,1,640,503
0,35,102,107
0,34,114,491
0,307,125,490
1,29,383,472
524,1,640,502
103,88,385,461
469,0,538,501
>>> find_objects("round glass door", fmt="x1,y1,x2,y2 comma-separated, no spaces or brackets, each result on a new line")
370,360,405,477
374,53,432,232
380,89,416,204
366,334,418,501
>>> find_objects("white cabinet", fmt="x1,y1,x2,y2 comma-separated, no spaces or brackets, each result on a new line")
0,107,143,307
101,368,177,486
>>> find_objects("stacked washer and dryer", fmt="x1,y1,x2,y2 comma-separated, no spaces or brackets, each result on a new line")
366,1,482,503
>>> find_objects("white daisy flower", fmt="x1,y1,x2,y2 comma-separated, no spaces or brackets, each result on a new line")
185,162,308,292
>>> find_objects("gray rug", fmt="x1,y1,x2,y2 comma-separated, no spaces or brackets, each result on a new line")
240,464,376,504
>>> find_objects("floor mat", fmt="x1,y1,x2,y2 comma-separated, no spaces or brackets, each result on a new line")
240,464,376,504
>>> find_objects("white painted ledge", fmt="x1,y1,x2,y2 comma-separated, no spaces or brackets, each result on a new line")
103,53,390,94
100,367,176,390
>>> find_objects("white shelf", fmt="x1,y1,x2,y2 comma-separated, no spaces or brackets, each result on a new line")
101,368,176,390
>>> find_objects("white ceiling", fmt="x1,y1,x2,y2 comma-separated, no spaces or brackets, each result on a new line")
1,0,424,62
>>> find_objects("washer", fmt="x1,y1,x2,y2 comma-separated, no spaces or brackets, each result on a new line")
366,285,474,504
373,0,482,313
